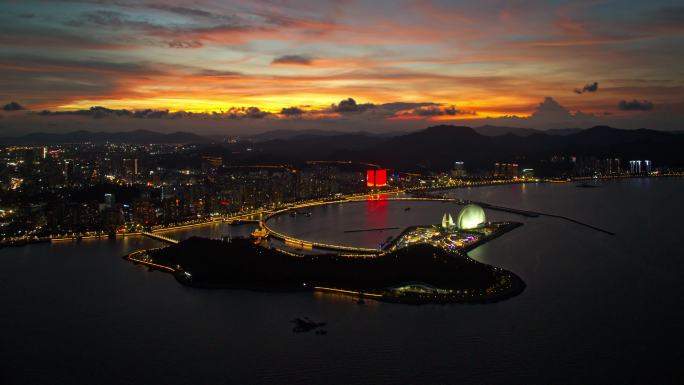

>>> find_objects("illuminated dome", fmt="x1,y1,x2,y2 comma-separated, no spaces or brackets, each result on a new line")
457,204,486,229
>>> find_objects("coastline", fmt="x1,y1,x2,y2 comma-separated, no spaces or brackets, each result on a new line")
2,174,678,249
122,220,526,305
124,246,526,305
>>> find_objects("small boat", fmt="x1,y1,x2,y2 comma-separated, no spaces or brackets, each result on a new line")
290,317,326,333
576,182,600,188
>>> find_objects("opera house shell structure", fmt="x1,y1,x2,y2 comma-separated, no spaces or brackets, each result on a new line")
457,204,486,230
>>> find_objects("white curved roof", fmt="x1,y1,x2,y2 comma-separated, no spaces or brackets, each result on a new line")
457,204,486,229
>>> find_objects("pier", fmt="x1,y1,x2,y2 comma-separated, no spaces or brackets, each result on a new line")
471,201,615,235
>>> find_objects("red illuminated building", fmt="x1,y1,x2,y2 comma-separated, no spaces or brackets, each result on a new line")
366,169,387,188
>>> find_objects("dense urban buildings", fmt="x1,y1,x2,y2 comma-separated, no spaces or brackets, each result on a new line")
0,130,678,244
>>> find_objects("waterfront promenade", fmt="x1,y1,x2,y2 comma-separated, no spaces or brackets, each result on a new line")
4,173,662,248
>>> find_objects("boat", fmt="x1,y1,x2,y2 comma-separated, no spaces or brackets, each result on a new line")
290,317,326,333
404,207,411,211
576,182,600,188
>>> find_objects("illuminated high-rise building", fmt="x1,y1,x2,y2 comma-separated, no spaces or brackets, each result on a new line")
366,169,387,188
494,163,519,178
104,193,115,207
451,161,466,177
123,158,139,175
202,155,223,169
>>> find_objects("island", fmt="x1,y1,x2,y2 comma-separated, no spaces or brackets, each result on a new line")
124,203,526,304
125,235,524,305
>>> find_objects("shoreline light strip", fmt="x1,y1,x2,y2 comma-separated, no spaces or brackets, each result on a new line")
314,286,383,298
127,256,176,272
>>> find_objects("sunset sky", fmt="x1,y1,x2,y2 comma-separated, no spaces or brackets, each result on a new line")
1,0,682,133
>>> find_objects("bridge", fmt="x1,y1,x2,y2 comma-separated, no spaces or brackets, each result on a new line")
264,224,382,254
140,232,179,244
258,195,458,255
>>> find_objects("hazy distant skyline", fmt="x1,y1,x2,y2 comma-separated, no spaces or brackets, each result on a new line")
1,0,683,133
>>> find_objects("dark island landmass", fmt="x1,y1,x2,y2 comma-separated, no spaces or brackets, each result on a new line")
132,236,525,304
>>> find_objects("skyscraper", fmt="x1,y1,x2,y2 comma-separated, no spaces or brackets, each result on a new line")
123,158,139,176
104,193,115,207
452,161,466,177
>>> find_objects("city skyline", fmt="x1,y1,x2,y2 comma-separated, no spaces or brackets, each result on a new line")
1,0,683,133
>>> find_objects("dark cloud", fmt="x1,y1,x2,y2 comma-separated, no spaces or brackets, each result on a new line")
226,106,269,119
39,106,133,118
618,99,654,111
331,98,375,114
531,97,572,119
3,102,25,111
574,82,598,94
165,40,203,48
3,55,161,75
59,7,259,51
66,10,137,28
416,106,455,116
651,6,684,27
401,105,476,117
0,23,123,49
474,97,601,129
415,107,443,116
196,69,242,77
271,55,313,66
146,5,216,18
37,106,195,119
65,9,241,42
132,109,170,119
142,4,243,25
35,105,272,120
245,107,268,119
584,82,599,92
379,102,438,111
280,107,304,116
